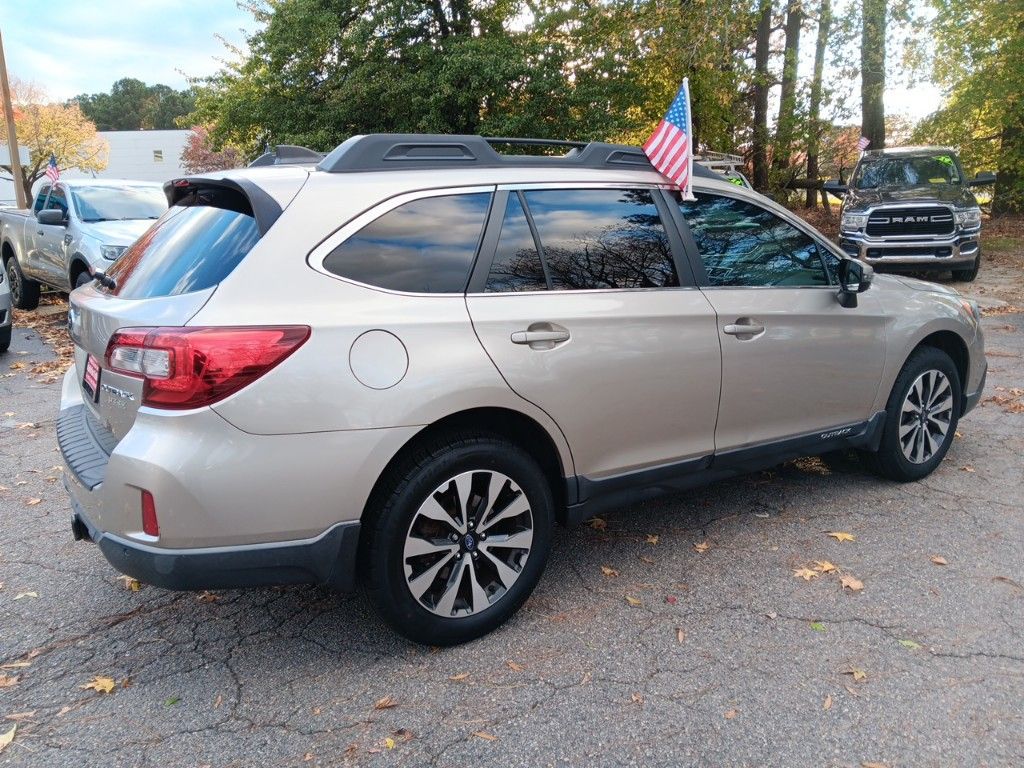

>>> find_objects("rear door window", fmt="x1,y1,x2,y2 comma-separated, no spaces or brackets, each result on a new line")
523,189,679,290
106,187,260,299
324,192,491,293
485,193,547,292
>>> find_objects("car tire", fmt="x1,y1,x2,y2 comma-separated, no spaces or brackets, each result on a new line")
5,259,40,311
951,252,980,282
862,347,961,482
74,270,93,289
0,325,10,354
362,433,554,646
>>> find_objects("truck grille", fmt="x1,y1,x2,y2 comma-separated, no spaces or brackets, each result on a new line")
865,206,954,237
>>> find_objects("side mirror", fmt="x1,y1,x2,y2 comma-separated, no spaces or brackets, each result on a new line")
969,171,996,187
37,209,66,226
837,259,872,308
823,179,848,198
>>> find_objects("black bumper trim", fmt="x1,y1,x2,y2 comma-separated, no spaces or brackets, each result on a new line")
57,404,111,491
963,364,987,415
73,503,360,592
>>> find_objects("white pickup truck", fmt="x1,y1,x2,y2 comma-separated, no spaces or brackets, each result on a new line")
1,179,166,309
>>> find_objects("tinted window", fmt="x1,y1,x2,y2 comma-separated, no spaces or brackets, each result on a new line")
33,187,49,214
679,193,829,287
106,204,260,299
324,193,490,293
524,189,679,290
486,193,547,292
853,154,961,189
45,186,68,217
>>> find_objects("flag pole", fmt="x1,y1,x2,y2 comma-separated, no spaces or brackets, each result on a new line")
682,77,696,201
0,28,27,209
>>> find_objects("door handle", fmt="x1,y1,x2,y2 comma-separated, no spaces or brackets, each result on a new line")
36,230,44,236
511,330,570,345
723,318,766,338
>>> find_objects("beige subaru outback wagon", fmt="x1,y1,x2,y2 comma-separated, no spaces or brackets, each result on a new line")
59,135,986,645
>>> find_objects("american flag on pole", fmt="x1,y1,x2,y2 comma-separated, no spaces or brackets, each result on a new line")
45,154,60,183
643,78,696,200
857,136,871,151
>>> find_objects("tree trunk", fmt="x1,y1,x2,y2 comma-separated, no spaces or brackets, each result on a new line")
805,0,830,210
993,119,1022,216
752,0,772,191
860,0,885,150
774,0,802,172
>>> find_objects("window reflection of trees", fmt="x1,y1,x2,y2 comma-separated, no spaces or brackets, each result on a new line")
681,194,828,287
525,190,679,291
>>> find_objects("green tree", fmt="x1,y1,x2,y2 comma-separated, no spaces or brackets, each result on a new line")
72,78,195,131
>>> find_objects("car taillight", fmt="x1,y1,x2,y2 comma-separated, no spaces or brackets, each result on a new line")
105,326,310,409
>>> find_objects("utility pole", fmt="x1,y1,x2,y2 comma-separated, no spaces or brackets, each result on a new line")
0,27,27,209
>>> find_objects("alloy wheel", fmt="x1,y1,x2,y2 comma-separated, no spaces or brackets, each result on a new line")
403,469,534,619
7,262,20,305
898,369,954,464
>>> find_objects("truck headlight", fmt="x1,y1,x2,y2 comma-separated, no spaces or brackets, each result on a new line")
100,245,128,260
841,213,868,231
954,207,981,228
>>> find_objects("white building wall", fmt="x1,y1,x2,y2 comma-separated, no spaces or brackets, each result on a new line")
61,129,192,184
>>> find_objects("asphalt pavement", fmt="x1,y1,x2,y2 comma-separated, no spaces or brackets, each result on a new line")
1,312,1022,768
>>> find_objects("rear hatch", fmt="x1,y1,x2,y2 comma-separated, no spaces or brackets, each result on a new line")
67,176,291,444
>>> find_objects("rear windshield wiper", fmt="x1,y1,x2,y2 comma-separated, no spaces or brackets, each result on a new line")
94,270,116,290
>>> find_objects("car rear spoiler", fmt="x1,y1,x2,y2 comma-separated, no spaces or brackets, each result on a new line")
163,177,283,237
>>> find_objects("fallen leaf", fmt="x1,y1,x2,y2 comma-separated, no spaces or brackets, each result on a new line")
0,724,15,754
844,684,860,697
794,567,819,581
930,555,948,566
630,692,644,705
383,736,396,750
8,362,25,370
765,611,778,620
13,592,38,600
827,531,856,542
843,667,866,682
311,707,321,716
118,575,141,592
960,465,975,473
898,639,921,650
164,696,180,707
840,575,864,592
374,696,398,710
638,554,655,564
676,627,685,643
0,675,18,688
25,498,41,506
954,430,963,438
392,728,414,743
303,754,315,762
473,731,497,741
506,661,525,672
694,541,710,553
1,662,30,670
587,517,607,531
80,676,117,694
3,712,34,721
600,565,619,578
213,695,223,708
723,709,738,719
992,575,1023,591
809,621,826,632
823,694,833,710
813,560,837,573
625,595,642,607
645,534,660,545
449,672,470,682
862,763,890,768
197,591,219,603
665,595,678,605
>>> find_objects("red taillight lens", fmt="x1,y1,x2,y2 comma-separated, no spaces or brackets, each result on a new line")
141,490,159,536
105,326,310,409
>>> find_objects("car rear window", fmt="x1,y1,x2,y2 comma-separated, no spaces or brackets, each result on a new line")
105,188,260,299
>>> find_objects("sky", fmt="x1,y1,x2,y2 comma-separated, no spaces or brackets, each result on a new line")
2,1,939,123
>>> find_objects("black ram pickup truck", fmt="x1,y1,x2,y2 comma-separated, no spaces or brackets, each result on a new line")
825,147,995,282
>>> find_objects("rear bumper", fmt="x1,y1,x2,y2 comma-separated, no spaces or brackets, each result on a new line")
70,493,360,591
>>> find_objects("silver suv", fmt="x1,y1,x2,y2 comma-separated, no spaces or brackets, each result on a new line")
60,135,987,645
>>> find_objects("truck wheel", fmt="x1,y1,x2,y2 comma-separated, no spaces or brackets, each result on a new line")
74,270,93,289
5,258,40,310
362,433,554,646
0,325,10,354
951,252,980,282
861,347,961,482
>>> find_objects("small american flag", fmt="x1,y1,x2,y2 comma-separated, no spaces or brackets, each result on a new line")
643,78,696,200
45,154,60,183
857,136,871,151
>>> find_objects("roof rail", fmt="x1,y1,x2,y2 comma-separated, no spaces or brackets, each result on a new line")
249,144,325,167
316,133,720,178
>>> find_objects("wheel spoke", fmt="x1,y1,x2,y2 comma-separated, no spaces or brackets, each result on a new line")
434,555,468,616
914,427,926,463
407,551,457,600
453,473,474,531
484,528,533,550
899,420,917,439
480,493,530,532
924,427,940,458
416,495,465,534
404,536,458,560
479,546,521,589
928,377,950,407
466,557,491,614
